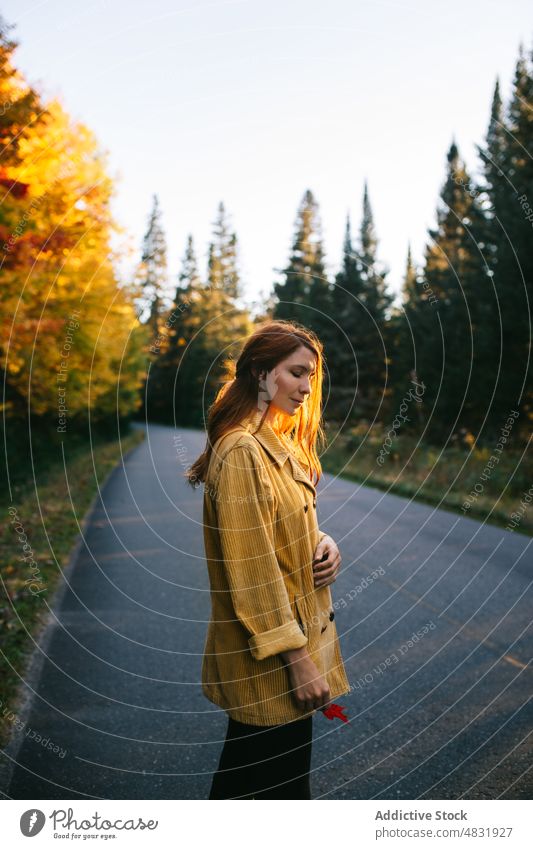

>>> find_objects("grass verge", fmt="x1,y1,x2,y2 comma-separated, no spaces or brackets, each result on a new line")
320,423,532,536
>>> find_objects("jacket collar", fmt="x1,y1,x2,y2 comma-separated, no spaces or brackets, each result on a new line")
242,408,289,468
242,408,317,495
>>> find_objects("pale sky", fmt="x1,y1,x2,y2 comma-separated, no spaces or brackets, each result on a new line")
3,0,532,312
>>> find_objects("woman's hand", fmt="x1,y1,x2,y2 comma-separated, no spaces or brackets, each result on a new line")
312,534,341,589
280,647,331,713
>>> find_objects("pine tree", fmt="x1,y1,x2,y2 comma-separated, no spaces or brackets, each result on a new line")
402,243,418,305
168,232,202,344
388,244,426,435
145,234,200,421
477,79,507,279
483,46,533,431
329,213,365,420
149,207,252,428
339,183,392,422
207,201,241,300
359,182,392,318
273,189,329,329
417,141,490,439
174,233,216,420
474,78,514,436
138,194,169,341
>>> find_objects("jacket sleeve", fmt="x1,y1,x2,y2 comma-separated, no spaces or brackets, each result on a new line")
214,443,308,661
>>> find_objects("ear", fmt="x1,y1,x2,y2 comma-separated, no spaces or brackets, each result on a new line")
252,366,266,381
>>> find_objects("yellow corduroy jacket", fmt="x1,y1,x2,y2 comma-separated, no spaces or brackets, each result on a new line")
201,407,350,725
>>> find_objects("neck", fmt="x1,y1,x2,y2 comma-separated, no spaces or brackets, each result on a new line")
263,403,279,429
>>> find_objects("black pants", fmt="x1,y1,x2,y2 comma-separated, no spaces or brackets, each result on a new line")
209,715,313,799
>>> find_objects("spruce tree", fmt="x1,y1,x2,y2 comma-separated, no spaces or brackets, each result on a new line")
477,79,507,279
334,183,392,422
475,78,514,436
418,141,490,440
358,183,393,416
329,213,365,420
388,244,426,436
147,234,200,421
273,189,329,330
482,47,533,432
402,243,418,304
207,201,240,300
161,207,252,427
175,233,217,426
139,194,169,341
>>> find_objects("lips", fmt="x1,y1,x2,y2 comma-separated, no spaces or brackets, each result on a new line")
290,398,303,404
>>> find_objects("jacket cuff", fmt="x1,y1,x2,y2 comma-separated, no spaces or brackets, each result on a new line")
248,620,308,661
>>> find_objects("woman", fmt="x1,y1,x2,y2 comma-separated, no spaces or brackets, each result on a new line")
186,319,350,799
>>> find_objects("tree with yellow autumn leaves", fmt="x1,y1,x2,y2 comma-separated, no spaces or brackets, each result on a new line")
0,15,147,425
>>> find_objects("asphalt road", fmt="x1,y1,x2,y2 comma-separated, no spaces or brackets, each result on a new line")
3,422,532,799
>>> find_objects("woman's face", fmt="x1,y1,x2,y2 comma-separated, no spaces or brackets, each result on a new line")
259,345,318,417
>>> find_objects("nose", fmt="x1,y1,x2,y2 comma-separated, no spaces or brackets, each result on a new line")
298,375,311,397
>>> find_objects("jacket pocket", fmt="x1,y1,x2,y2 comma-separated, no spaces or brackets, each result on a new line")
320,609,335,633
294,595,307,636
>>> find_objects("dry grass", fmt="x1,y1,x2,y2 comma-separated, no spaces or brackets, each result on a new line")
320,422,532,535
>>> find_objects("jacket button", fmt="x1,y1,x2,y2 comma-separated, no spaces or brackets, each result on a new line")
313,499,316,509
329,611,335,621
304,504,308,512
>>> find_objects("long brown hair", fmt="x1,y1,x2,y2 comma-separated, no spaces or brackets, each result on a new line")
185,319,325,487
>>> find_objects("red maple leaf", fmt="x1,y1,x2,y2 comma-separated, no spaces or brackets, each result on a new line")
321,702,348,722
